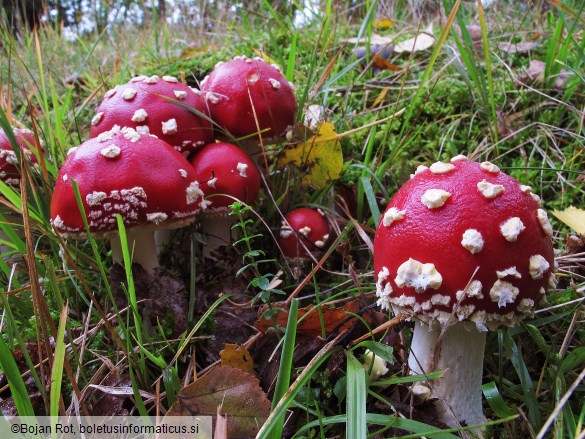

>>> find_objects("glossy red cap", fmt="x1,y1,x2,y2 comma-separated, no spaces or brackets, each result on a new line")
189,142,261,211
90,75,213,154
374,157,555,330
279,207,330,258
0,128,40,185
200,56,297,139
51,126,206,237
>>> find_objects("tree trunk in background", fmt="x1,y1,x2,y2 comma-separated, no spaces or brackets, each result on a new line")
158,0,166,23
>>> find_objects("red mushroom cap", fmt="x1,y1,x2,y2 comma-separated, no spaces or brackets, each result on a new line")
200,56,297,139
50,126,206,237
279,207,330,258
373,157,555,331
0,128,40,186
189,142,261,211
90,75,213,154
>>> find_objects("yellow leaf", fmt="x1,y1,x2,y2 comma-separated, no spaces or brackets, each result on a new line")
277,121,343,188
252,48,280,68
373,18,396,29
371,87,390,109
220,344,255,373
552,207,585,234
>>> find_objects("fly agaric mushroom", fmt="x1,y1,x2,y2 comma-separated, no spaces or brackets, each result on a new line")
0,127,41,186
90,75,213,154
200,56,297,142
50,126,206,271
374,156,555,428
279,207,330,260
0,127,42,260
189,141,261,258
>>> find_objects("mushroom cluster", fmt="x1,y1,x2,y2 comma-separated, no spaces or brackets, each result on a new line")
373,156,555,427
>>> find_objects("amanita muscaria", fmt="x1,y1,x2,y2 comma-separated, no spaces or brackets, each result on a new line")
0,127,42,259
0,127,41,186
200,56,297,141
189,141,261,258
90,74,213,154
373,156,555,428
51,126,206,271
279,207,330,260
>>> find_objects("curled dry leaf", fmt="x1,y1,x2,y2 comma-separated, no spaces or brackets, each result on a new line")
166,366,270,439
255,300,360,336
394,33,435,54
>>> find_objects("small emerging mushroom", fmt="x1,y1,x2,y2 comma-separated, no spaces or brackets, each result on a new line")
189,141,261,259
50,126,206,272
373,156,555,428
278,207,330,276
200,56,297,155
90,74,213,154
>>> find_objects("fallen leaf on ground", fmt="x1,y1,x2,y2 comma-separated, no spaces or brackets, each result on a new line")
394,33,435,53
497,41,541,54
166,366,270,439
345,33,393,46
515,59,570,89
255,300,360,335
373,18,396,29
552,207,585,234
220,344,254,373
277,121,343,188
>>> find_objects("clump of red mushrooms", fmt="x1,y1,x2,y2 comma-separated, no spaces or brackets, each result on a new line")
189,141,261,258
90,74,213,154
373,156,555,428
200,56,297,144
50,126,206,272
278,207,330,264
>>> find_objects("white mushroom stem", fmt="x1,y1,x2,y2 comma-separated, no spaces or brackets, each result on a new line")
109,229,159,272
200,212,237,259
408,319,487,429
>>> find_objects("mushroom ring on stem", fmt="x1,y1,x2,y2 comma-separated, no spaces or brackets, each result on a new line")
373,156,555,429
50,126,207,271
90,74,213,154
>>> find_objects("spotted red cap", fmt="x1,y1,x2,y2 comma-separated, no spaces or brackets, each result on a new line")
90,75,213,154
0,128,40,185
51,126,206,237
374,156,556,330
200,56,297,139
279,207,330,258
189,142,261,211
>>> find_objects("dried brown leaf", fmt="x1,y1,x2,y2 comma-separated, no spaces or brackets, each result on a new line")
166,366,270,439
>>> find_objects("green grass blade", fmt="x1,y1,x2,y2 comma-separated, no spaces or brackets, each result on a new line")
345,350,366,439
269,298,299,439
482,381,516,418
50,303,68,419
0,324,35,417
